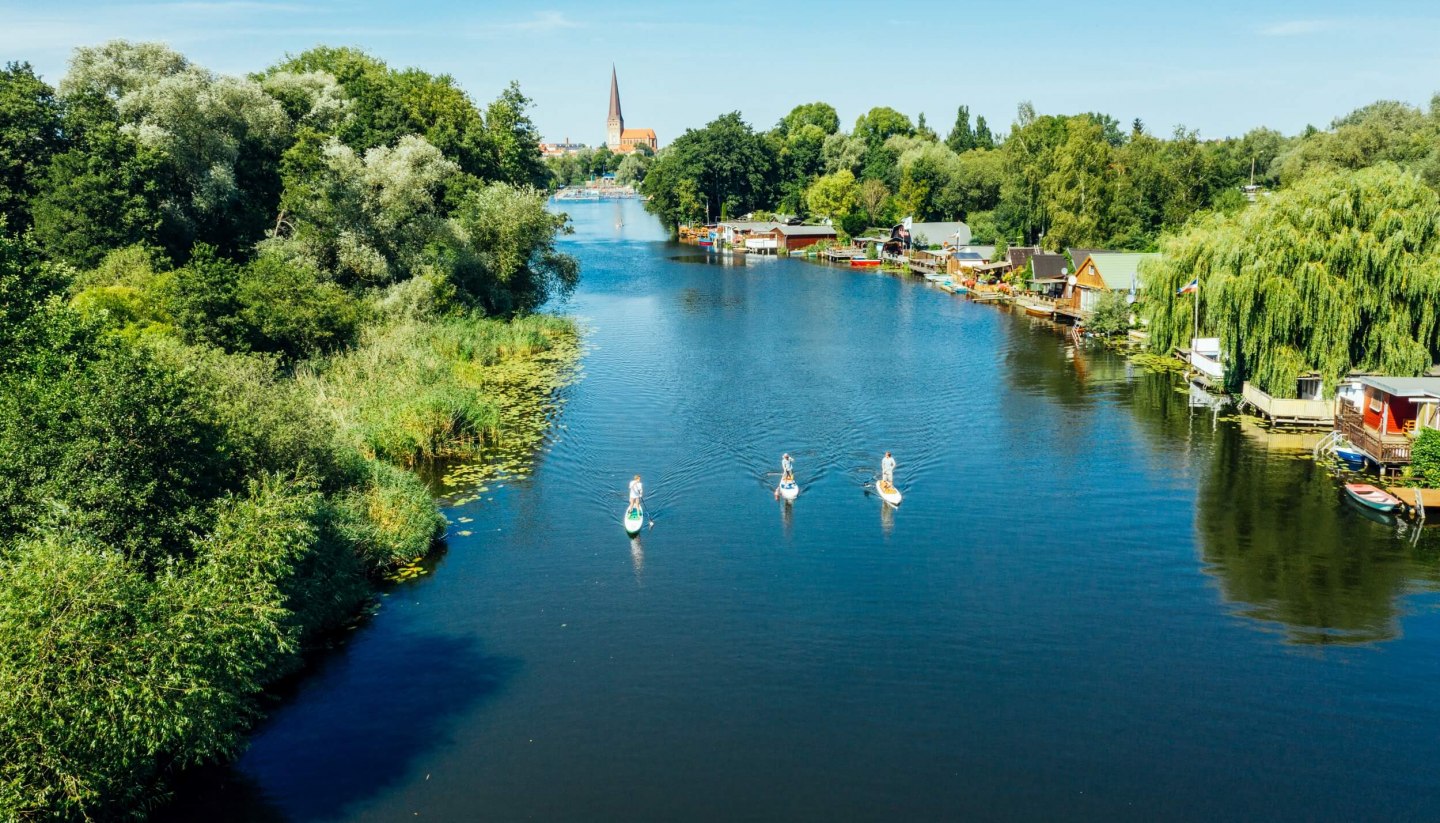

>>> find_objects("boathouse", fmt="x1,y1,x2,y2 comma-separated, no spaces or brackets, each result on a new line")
1027,253,1069,297
1335,376,1440,467
772,224,837,252
1058,252,1161,317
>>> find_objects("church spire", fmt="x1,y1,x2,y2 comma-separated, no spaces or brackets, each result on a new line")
606,64,624,150
608,64,623,124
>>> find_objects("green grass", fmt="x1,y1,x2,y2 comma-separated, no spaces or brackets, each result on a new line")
301,313,576,467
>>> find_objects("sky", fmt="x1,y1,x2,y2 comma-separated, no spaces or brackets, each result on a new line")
4,0,1440,146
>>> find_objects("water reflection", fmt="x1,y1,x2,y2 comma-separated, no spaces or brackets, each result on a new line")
1000,323,1440,646
630,536,644,583
1196,407,1440,644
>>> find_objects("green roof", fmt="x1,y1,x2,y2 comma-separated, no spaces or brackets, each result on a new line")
1087,253,1161,291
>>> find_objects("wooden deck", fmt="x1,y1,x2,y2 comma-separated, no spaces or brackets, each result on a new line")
1386,487,1440,510
1241,382,1334,427
1337,406,1412,466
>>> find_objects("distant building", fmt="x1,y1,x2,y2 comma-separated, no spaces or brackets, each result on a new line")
606,66,658,154
540,139,586,158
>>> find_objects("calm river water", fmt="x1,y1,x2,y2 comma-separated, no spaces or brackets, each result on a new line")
164,199,1440,821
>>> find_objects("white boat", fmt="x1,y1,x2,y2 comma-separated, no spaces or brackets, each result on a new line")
623,503,644,535
778,478,799,501
877,479,902,506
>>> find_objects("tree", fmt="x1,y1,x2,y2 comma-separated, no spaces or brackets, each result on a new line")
482,81,547,188
442,183,579,313
778,101,839,136
853,106,913,147
1142,165,1440,395
1086,290,1131,335
857,178,890,223
267,134,460,285
1043,117,1111,249
946,105,975,153
30,110,166,269
0,62,64,231
974,115,995,150
614,152,652,187
641,112,776,228
62,41,292,258
805,170,859,221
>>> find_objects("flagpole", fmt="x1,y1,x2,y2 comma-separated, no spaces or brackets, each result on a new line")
1192,280,1198,348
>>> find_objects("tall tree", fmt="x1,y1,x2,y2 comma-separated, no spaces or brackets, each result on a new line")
1142,165,1440,394
0,62,64,232
946,105,974,153
641,112,776,227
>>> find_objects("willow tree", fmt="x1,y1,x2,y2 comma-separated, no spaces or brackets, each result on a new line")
1142,164,1440,396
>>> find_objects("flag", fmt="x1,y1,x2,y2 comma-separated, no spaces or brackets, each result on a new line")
1177,278,1199,295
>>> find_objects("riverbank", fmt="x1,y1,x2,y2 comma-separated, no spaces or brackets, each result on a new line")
0,295,578,818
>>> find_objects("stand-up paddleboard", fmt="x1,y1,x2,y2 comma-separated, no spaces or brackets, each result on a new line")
624,503,645,535
778,477,799,501
877,479,902,506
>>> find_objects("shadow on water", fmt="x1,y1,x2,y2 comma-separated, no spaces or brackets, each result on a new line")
156,632,518,822
1195,420,1440,645
1004,321,1440,646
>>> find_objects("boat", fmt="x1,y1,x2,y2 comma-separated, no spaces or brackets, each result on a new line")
876,479,902,506
850,258,882,268
623,502,645,535
778,477,799,501
1022,301,1055,317
1332,439,1367,467
1343,483,1402,513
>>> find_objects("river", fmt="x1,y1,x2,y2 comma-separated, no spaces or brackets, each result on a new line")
163,199,1440,821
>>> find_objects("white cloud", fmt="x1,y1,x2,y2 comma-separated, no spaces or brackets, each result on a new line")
501,10,579,32
1259,19,1343,37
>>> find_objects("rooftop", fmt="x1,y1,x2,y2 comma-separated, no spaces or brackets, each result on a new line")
775,224,838,236
1085,252,1163,291
1357,376,1440,399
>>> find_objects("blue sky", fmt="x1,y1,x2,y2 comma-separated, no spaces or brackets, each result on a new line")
4,0,1439,146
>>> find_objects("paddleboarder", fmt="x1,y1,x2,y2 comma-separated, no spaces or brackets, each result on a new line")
881,451,896,486
628,474,644,515
776,453,796,500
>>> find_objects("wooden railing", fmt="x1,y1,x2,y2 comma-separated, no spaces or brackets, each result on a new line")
1241,382,1334,425
1337,406,1413,464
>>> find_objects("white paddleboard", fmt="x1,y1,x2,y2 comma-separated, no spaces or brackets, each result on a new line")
624,503,644,535
877,480,902,506
778,479,799,501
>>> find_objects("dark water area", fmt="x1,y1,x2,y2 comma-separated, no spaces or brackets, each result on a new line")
162,200,1440,821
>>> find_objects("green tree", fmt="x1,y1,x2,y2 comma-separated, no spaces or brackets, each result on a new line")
483,81,547,187
442,183,579,313
946,105,975,153
641,112,776,228
30,108,166,269
1142,165,1440,395
1086,290,1131,335
0,62,64,231
805,169,859,221
778,101,839,136
62,41,292,258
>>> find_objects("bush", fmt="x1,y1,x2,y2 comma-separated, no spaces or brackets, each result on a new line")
1412,429,1440,487
303,313,571,466
333,460,444,572
0,476,318,819
235,255,363,359
1087,290,1132,336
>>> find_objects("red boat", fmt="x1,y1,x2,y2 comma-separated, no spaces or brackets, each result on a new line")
850,258,882,268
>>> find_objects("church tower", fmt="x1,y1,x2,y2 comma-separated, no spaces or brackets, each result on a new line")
606,65,624,151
